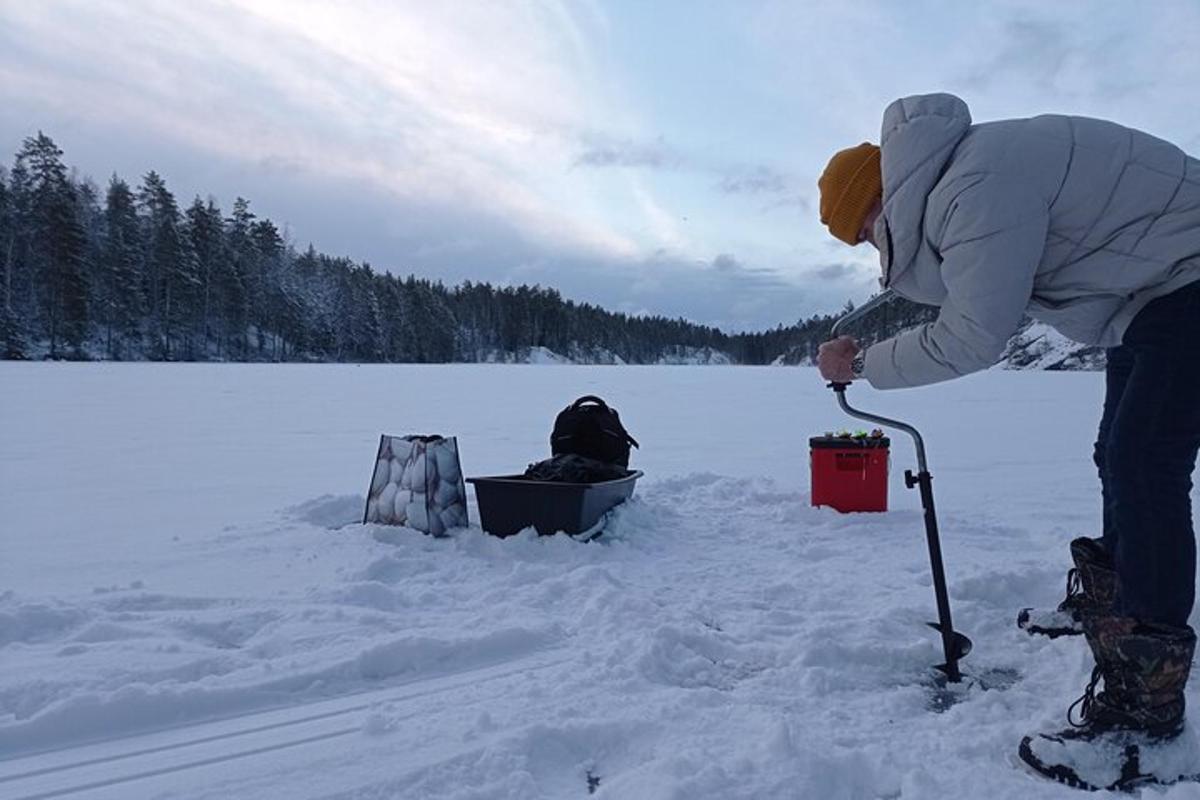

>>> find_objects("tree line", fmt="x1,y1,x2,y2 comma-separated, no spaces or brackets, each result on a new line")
0,132,934,364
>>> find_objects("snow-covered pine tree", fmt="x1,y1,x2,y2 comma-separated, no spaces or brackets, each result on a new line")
76,178,106,349
100,176,145,359
249,216,284,357
183,197,225,358
18,133,89,358
225,197,259,358
138,171,198,359
0,165,23,359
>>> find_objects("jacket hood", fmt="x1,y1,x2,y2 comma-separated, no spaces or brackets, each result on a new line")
879,93,972,287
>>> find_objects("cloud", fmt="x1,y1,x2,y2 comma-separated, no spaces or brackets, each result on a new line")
573,136,682,169
717,166,811,216
814,263,856,281
710,253,780,279
963,18,1072,93
717,165,790,195
712,253,742,272
762,194,811,214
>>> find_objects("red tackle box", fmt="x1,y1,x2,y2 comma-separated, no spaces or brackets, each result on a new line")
810,435,890,513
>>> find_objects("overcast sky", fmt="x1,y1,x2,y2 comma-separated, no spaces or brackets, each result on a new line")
2,0,1199,332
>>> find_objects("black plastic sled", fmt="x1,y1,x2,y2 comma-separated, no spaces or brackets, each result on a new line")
467,471,642,538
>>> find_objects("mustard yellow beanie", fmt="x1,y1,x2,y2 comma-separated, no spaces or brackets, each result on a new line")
818,143,882,245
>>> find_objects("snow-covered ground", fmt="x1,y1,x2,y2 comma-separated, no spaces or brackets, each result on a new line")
1,363,1197,799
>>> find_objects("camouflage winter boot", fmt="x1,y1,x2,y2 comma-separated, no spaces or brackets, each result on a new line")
1018,616,1197,790
1017,536,1116,639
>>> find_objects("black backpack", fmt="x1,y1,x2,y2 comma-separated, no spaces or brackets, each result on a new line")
550,396,639,467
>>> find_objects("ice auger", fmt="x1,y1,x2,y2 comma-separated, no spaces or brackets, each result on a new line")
829,292,972,682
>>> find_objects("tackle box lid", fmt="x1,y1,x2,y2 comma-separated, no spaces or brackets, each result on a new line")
809,435,890,449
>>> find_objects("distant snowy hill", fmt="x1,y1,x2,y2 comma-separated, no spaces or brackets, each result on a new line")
480,344,730,366
653,346,733,366
1000,319,1106,371
770,316,1106,372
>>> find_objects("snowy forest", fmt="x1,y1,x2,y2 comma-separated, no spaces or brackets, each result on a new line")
0,132,937,364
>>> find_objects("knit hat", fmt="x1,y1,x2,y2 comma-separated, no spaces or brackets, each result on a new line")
818,143,882,245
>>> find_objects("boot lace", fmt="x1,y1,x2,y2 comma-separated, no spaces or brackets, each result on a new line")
1068,665,1103,727
1058,568,1086,613
1066,568,1081,599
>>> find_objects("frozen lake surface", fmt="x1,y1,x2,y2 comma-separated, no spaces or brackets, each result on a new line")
1,363,1197,799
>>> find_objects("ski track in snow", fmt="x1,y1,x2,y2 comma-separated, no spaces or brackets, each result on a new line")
2,363,1199,799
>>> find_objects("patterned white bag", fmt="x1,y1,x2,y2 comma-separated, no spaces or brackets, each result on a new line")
363,435,469,536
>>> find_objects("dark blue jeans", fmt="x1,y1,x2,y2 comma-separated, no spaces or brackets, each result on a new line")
1095,280,1200,628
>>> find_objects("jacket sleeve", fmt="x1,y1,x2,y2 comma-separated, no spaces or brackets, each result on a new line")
863,179,1049,389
